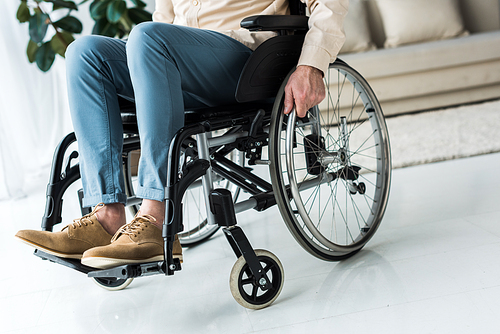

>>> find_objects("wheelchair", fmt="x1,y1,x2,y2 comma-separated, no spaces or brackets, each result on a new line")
34,3,391,310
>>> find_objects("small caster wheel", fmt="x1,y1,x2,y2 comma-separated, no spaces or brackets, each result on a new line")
93,277,134,291
229,249,284,309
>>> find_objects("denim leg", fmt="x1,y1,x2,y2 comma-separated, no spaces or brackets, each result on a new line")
126,22,252,201
65,36,132,207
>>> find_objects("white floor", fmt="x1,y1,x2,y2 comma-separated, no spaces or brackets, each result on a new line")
2,151,500,333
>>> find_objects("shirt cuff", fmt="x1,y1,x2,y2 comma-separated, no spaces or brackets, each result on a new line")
297,44,333,76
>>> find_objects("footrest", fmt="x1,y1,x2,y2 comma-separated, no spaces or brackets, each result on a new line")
34,249,94,274
88,259,182,279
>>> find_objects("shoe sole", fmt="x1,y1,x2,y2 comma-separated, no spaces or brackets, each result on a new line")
82,255,183,270
15,236,83,260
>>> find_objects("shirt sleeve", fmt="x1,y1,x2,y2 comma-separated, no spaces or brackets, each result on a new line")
153,0,175,24
298,0,349,75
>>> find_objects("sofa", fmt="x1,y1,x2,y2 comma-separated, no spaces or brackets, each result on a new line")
336,0,500,117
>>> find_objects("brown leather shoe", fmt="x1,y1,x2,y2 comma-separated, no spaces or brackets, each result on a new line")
81,215,183,269
15,204,113,259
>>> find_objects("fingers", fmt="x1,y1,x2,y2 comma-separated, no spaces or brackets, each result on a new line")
284,84,308,117
283,84,294,114
285,85,314,118
283,66,325,118
284,74,308,117
295,98,308,118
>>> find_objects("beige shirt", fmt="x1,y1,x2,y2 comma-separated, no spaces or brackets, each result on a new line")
152,0,348,75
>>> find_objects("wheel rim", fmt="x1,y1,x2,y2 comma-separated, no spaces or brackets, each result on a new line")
270,61,391,258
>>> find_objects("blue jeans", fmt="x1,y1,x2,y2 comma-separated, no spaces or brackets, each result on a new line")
66,22,252,207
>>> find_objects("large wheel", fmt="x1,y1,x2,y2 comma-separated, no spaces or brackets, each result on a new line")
269,59,391,261
229,249,284,309
123,138,242,246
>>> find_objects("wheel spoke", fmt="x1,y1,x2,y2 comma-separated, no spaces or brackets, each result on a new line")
241,277,253,286
251,285,259,301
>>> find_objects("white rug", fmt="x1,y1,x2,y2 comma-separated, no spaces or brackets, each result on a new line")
386,99,500,168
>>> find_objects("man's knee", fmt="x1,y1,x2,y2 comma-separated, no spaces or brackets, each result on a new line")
127,22,168,51
66,35,124,71
127,22,186,55
66,35,102,63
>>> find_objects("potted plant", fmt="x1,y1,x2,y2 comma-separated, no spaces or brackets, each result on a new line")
16,0,152,72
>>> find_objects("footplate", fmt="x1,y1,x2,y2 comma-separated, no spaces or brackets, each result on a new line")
34,249,94,274
87,260,181,280
34,249,181,280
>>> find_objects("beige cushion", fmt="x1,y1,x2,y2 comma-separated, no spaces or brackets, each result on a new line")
376,0,468,48
339,0,376,54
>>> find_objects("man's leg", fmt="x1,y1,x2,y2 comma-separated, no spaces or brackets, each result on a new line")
15,36,133,258
81,22,253,269
65,35,136,234
126,22,253,212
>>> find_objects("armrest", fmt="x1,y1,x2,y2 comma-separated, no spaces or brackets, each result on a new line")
240,15,309,32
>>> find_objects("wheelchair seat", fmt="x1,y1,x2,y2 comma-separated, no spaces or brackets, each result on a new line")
119,96,274,134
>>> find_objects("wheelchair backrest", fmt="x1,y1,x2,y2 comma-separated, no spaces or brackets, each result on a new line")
235,34,305,103
234,0,308,103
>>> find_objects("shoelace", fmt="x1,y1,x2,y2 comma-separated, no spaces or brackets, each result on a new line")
111,214,156,242
63,203,105,230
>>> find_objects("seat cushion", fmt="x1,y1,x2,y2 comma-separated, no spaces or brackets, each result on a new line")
120,100,274,129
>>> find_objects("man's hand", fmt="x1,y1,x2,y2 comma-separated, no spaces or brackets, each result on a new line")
283,65,325,118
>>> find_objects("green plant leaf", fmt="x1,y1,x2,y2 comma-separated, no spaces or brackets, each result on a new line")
127,7,152,25
35,42,56,72
92,18,118,37
26,39,39,63
50,31,75,57
130,0,146,8
29,10,49,43
118,12,133,32
43,0,78,10
53,16,82,33
17,1,31,23
107,0,126,23
117,26,127,39
90,0,107,20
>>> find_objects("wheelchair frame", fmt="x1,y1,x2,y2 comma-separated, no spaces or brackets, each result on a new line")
37,100,287,306
33,4,392,309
